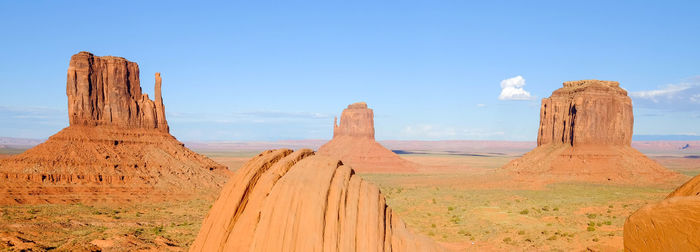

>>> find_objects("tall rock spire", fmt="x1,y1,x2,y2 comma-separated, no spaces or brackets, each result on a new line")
154,72,169,132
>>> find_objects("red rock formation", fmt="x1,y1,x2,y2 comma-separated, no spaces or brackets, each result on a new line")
502,80,681,184
190,149,443,252
537,80,633,146
0,52,228,204
623,174,700,250
333,102,375,139
67,51,169,132
318,102,415,173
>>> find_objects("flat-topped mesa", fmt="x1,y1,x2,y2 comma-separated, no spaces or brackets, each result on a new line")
66,51,169,132
537,79,633,146
333,102,375,139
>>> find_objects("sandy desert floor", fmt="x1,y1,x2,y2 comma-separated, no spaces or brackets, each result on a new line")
0,148,698,251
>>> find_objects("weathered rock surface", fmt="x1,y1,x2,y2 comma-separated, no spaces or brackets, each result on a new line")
0,52,228,204
67,51,169,132
318,102,415,173
624,174,700,250
190,149,443,252
502,80,681,184
537,80,633,146
333,102,375,139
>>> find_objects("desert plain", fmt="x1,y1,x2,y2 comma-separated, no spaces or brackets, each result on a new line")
1,140,697,251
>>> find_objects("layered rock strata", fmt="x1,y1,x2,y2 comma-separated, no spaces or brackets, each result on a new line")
318,102,415,173
501,80,680,183
0,52,228,204
190,149,443,252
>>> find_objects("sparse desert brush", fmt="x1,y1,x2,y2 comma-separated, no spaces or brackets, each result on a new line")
519,209,529,215
458,229,472,236
502,237,512,243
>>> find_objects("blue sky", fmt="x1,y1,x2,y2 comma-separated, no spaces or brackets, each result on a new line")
1,1,699,141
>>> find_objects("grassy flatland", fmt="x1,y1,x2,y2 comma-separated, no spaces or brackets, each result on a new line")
0,197,213,250
362,172,672,250
0,149,697,251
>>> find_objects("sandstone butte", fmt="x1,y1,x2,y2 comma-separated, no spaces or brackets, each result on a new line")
624,174,700,250
0,51,229,204
190,149,444,252
317,102,415,173
501,80,682,184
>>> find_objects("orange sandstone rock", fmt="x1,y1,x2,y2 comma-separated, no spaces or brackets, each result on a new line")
537,80,632,146
624,174,700,250
318,102,415,173
67,51,169,132
190,149,443,252
0,52,228,204
502,80,681,184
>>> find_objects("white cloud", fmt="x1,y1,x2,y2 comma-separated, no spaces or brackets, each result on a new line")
691,94,700,103
630,76,700,110
476,103,486,107
630,83,692,102
498,75,533,100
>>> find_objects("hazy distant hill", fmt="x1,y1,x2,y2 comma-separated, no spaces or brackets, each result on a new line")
2,137,697,155
0,137,45,149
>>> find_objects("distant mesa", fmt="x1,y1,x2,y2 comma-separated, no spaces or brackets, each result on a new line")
191,149,443,251
317,102,416,173
0,51,229,204
624,174,700,250
501,80,683,184
333,102,375,139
